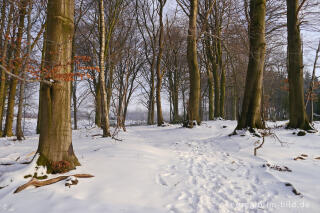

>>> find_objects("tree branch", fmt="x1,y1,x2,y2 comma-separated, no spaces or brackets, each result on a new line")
0,64,52,85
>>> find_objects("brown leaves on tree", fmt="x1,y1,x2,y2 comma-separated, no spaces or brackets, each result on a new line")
1,55,97,83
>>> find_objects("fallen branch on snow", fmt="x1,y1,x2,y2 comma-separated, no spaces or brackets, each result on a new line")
14,174,94,193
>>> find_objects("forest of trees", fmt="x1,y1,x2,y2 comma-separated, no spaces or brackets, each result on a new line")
0,0,320,173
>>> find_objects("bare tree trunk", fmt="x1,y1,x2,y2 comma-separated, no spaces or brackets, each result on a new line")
182,88,186,120
106,64,114,110
147,56,155,125
95,81,102,127
232,85,237,120
0,0,6,51
204,24,214,120
213,55,220,118
3,0,28,137
173,64,179,122
208,72,214,120
286,0,312,130
17,1,33,140
220,66,226,118
72,81,78,130
305,41,320,123
236,0,266,130
36,97,41,134
37,30,47,134
99,0,111,137
216,18,225,118
156,0,166,126
37,0,80,173
71,35,78,130
0,2,13,136
309,41,320,123
187,0,201,127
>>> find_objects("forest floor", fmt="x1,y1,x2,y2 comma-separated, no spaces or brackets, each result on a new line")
0,120,320,213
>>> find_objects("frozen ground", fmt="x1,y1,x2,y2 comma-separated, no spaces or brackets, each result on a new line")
0,120,319,213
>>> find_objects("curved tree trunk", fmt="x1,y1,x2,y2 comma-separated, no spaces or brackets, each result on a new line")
236,0,266,130
286,0,312,130
187,0,201,127
37,0,80,173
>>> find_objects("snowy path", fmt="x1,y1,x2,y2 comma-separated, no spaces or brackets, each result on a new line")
0,120,319,212
131,125,298,213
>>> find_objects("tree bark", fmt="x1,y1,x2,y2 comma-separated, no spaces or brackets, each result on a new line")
286,0,312,130
236,0,266,130
37,0,80,173
187,0,201,127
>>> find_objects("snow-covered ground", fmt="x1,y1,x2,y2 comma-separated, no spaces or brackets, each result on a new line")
0,120,319,213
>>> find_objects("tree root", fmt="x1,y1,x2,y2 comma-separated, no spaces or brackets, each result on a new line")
14,174,94,193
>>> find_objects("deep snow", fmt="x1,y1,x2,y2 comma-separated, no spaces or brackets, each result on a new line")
0,120,319,213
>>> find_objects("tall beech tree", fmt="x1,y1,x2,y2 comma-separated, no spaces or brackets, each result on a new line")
187,0,201,127
37,0,80,173
236,0,266,130
286,0,312,130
